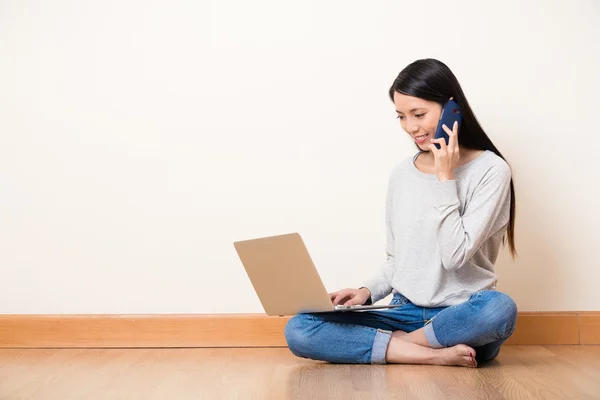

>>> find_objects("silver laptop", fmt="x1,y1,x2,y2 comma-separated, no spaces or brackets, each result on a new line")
233,232,400,316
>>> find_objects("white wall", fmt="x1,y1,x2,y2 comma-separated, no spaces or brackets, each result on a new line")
1,0,598,313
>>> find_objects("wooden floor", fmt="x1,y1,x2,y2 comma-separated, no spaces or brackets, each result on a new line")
0,346,599,399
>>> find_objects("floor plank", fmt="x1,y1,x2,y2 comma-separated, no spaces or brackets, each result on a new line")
0,346,599,400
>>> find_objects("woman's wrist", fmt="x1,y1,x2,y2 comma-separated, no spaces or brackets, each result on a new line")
359,287,373,304
437,172,455,182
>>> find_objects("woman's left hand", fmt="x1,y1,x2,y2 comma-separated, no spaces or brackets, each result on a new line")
429,121,460,182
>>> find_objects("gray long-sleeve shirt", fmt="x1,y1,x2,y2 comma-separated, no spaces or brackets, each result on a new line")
364,150,512,307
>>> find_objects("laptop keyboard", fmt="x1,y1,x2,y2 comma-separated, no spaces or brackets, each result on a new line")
334,304,362,309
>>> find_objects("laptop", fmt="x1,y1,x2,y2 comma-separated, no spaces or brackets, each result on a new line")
233,232,401,316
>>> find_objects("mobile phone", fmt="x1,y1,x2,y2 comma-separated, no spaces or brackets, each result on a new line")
434,99,462,149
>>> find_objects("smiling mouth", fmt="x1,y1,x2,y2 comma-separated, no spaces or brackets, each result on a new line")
414,133,429,143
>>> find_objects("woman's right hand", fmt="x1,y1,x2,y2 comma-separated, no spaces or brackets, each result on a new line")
329,287,372,306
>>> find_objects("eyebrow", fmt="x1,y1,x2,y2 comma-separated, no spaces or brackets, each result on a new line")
396,108,424,114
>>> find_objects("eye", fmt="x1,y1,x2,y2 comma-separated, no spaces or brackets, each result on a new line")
396,115,405,120
415,113,425,118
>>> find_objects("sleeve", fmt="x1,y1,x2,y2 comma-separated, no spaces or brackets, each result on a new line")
362,170,397,304
431,162,512,272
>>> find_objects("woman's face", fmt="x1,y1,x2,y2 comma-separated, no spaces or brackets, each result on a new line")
393,92,443,151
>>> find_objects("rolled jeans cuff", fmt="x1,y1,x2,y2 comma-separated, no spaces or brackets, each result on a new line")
371,329,392,364
424,321,444,349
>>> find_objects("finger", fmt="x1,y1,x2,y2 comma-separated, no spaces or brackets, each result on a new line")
345,297,360,306
433,135,448,152
329,291,338,302
429,142,440,155
332,293,343,305
430,139,444,151
345,292,366,306
333,291,350,306
442,123,453,136
448,122,459,149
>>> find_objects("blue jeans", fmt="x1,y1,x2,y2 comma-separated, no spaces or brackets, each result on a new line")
284,290,518,364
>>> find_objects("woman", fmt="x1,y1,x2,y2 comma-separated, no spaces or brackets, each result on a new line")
284,58,518,367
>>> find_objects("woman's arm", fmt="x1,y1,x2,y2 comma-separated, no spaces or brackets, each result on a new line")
429,123,512,271
431,163,512,271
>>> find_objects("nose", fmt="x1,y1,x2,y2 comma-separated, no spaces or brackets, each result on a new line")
406,118,420,135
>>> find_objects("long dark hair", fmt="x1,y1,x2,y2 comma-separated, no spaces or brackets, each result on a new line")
388,58,517,258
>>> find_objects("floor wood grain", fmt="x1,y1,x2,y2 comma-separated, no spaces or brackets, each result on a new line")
0,346,599,400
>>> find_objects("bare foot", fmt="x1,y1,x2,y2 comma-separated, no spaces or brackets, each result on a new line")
385,335,477,367
436,344,478,368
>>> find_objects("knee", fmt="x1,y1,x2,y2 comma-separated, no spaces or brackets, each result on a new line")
478,347,502,363
480,291,518,339
284,314,315,358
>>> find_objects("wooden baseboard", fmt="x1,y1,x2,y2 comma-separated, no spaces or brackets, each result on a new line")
579,312,600,345
504,312,580,345
0,312,598,348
